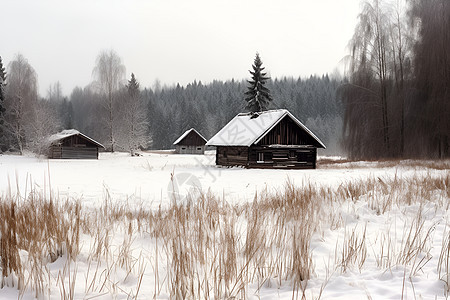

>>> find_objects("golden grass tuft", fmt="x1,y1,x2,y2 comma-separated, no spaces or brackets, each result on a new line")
0,167,448,298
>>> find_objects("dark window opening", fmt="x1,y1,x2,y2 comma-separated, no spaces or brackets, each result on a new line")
298,151,309,162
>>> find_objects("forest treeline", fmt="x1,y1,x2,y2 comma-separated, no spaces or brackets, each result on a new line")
1,0,448,159
340,0,449,159
0,52,343,155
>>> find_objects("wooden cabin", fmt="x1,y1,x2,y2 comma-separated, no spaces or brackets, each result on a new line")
173,128,207,154
48,129,105,159
206,109,326,169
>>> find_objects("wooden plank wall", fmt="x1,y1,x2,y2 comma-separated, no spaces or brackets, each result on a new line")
216,146,248,166
60,135,98,148
215,146,317,169
176,145,205,154
50,146,98,159
49,146,63,159
257,117,319,147
248,146,317,169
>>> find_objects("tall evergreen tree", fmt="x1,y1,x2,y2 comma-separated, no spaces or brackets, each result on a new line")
123,73,148,156
59,98,74,129
0,56,6,152
244,53,273,112
127,73,140,99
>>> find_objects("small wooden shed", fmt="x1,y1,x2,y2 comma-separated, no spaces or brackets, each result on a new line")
173,128,207,154
206,109,326,169
48,129,105,159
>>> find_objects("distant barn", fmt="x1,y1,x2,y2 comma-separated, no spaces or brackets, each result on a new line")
48,129,105,159
173,128,207,154
206,109,326,169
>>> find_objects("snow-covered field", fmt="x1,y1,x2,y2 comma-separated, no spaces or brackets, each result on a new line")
0,151,448,299
0,151,440,209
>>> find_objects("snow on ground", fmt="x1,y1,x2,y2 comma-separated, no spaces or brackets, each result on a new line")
0,151,448,299
0,151,437,209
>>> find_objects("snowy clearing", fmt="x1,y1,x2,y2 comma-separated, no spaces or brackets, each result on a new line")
0,151,443,209
0,152,448,299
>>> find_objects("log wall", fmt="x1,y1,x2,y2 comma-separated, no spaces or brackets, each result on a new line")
177,131,206,147
176,145,205,154
49,146,99,159
248,146,317,169
215,146,248,166
215,146,317,169
257,117,320,147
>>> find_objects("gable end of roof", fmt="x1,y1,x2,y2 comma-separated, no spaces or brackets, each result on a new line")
206,109,326,148
49,129,105,149
173,128,207,145
254,111,326,148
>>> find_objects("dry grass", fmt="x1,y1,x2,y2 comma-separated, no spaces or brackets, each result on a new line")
0,168,448,298
438,222,450,297
337,224,368,273
318,157,450,171
0,184,81,297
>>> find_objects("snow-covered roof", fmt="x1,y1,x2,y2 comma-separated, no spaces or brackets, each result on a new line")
48,129,105,148
173,128,207,145
206,109,326,148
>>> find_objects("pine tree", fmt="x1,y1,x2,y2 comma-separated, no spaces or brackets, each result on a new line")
244,53,273,112
0,56,7,152
127,73,140,100
124,73,148,156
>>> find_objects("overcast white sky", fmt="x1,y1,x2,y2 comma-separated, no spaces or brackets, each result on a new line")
2,0,361,96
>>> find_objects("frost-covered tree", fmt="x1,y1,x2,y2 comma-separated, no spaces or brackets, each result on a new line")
92,49,126,152
4,53,38,154
244,53,273,112
1,55,61,155
26,100,60,155
121,73,148,156
0,56,6,152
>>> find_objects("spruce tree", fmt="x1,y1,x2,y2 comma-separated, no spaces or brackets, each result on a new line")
125,73,147,156
127,73,140,99
244,53,273,112
0,56,6,152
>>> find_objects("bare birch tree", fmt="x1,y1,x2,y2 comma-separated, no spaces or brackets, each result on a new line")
92,49,125,152
47,81,63,102
26,101,60,155
0,56,6,152
390,2,406,155
341,0,397,158
4,53,38,154
341,0,449,158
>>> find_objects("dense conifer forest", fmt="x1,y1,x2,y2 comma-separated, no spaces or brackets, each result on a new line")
69,75,343,154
